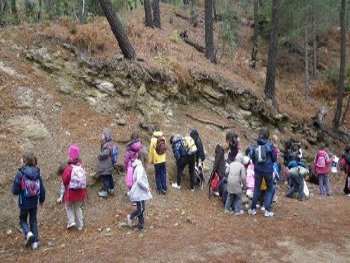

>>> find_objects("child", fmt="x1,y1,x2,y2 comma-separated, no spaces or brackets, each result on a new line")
127,151,152,230
341,145,350,195
97,128,116,198
224,153,246,216
149,125,167,195
56,163,66,203
12,153,45,250
62,145,88,230
124,132,143,190
313,143,333,196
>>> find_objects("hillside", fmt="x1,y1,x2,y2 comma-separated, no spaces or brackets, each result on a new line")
0,3,350,263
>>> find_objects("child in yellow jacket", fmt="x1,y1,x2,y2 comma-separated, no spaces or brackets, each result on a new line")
149,125,167,194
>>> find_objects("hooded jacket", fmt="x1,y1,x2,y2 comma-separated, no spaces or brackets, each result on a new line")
12,166,46,209
124,139,143,170
128,159,153,202
251,135,277,174
171,135,187,161
96,128,115,176
313,150,333,175
225,153,246,194
212,144,225,178
190,129,205,162
62,160,88,203
149,131,166,165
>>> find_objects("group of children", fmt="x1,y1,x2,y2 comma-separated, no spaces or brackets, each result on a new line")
12,125,350,250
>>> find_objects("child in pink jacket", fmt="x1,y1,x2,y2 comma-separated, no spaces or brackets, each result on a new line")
313,143,333,196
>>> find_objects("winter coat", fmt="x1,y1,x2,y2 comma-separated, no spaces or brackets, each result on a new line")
190,129,205,162
171,135,187,161
96,128,114,176
62,161,88,203
313,150,333,175
124,139,143,170
12,166,46,209
212,144,225,179
225,153,246,194
250,135,277,175
149,131,166,165
128,159,153,202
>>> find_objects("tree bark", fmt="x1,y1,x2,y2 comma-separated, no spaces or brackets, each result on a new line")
213,0,217,22
190,0,198,27
10,0,17,20
152,0,161,28
304,2,309,101
333,0,346,129
144,0,153,27
183,0,190,4
205,0,215,63
264,0,280,110
312,0,318,80
340,96,350,126
99,0,136,60
251,0,259,68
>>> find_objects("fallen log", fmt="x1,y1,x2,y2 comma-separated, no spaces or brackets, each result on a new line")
175,12,191,21
185,113,233,130
179,30,205,53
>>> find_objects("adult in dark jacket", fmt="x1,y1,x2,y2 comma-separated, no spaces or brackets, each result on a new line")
12,153,45,250
170,135,196,191
248,127,277,217
213,144,225,179
226,132,240,163
97,128,115,197
342,145,350,195
190,129,205,166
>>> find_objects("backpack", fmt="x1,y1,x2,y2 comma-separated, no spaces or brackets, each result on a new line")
316,153,326,168
209,172,219,192
125,161,134,190
21,175,40,198
254,144,267,164
155,137,167,155
111,145,118,166
184,136,197,155
340,157,348,172
69,165,87,190
246,163,255,190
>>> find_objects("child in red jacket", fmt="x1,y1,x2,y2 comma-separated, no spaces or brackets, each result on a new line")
62,145,88,230
313,143,333,196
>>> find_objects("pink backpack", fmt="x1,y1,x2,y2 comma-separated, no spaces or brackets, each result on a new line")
125,161,134,190
69,165,87,190
246,162,255,190
316,152,327,168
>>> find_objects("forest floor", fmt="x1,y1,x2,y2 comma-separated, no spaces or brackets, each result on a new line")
0,3,350,263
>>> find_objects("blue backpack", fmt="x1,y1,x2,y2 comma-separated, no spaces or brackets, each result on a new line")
21,175,40,198
111,145,118,166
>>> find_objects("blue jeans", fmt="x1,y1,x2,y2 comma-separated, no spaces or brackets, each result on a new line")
103,174,114,191
155,162,167,192
251,172,274,212
286,173,304,198
130,201,145,228
225,193,242,212
20,207,39,242
318,173,332,195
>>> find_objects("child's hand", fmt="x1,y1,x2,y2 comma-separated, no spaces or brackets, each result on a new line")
56,197,63,204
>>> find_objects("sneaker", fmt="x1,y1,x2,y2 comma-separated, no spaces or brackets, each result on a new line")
108,188,115,196
261,206,265,211
127,215,132,227
213,191,220,197
256,204,260,208
327,192,333,196
161,190,167,195
248,209,257,215
98,190,108,198
31,242,39,250
346,194,350,196
138,225,144,230
67,222,76,229
235,210,244,216
77,226,83,231
172,183,181,190
191,188,195,192
264,210,274,218
224,209,231,214
25,231,34,247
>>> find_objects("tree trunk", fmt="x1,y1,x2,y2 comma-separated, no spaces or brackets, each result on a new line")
10,0,17,20
144,0,153,27
82,0,85,17
251,0,259,68
312,0,318,80
264,0,280,110
333,0,346,129
213,0,217,22
190,0,198,27
340,96,350,126
304,2,309,101
152,0,161,28
205,0,215,63
99,0,136,60
183,0,190,4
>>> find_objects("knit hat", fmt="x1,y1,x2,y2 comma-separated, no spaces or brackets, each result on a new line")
68,144,80,160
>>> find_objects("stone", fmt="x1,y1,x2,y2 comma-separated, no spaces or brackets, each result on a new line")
59,84,75,95
106,227,111,232
0,61,23,78
85,96,97,106
118,222,127,229
7,116,49,141
6,229,12,235
116,118,126,126
181,211,185,216
96,81,115,95
15,87,33,108
48,241,54,247
174,223,179,227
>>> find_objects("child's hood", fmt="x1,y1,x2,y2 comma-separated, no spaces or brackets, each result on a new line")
128,140,142,152
102,128,112,142
153,131,163,138
317,150,328,156
19,166,40,180
132,159,143,168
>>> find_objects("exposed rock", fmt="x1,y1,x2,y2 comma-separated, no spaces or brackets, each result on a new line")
116,118,126,126
8,116,49,141
15,87,33,109
85,97,97,106
0,61,23,78
6,229,12,235
96,81,115,95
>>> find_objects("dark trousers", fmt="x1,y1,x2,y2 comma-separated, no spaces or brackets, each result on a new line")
20,207,39,242
155,162,167,192
286,173,304,198
176,155,195,189
251,172,274,212
130,201,145,227
102,174,114,191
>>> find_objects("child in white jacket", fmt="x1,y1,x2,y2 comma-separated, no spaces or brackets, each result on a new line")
127,151,152,230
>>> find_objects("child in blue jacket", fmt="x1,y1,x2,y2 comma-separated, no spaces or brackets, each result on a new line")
12,153,46,250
